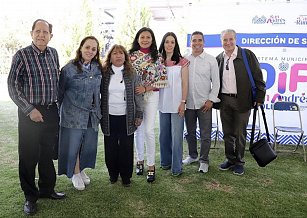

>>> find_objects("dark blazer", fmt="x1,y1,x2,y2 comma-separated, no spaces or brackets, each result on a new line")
216,46,266,112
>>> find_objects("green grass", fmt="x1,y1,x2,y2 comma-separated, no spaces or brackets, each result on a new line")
1,100,307,217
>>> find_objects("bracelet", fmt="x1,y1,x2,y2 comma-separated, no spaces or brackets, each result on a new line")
181,100,186,104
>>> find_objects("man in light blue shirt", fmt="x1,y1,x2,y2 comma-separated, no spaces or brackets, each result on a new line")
183,31,220,173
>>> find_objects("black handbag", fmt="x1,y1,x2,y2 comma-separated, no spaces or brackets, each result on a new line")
249,105,277,167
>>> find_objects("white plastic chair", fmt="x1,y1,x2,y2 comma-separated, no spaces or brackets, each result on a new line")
272,101,306,162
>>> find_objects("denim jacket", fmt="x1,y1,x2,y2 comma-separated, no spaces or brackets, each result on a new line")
58,61,102,131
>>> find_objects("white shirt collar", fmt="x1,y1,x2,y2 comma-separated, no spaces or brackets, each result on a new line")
111,65,124,74
223,46,238,59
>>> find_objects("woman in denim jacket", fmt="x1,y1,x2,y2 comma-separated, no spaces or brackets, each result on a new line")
101,44,143,187
58,36,103,191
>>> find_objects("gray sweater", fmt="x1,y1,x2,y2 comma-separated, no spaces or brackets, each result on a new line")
100,68,143,136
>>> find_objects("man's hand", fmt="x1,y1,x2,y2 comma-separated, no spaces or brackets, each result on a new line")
254,102,262,107
201,100,213,112
29,108,44,122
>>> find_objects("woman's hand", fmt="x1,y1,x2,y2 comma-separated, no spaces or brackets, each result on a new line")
135,118,143,127
135,86,146,95
178,102,185,117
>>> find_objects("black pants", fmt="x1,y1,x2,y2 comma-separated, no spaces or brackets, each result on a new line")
18,104,59,202
104,115,133,183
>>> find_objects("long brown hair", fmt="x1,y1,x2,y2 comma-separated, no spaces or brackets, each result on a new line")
159,32,182,65
103,44,134,76
73,36,103,72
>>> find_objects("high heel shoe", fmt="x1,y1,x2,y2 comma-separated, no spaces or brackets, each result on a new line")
136,162,144,175
147,167,155,183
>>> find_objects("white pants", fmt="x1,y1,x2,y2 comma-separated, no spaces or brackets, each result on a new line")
134,91,159,166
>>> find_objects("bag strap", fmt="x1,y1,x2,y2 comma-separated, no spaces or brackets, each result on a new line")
250,105,270,145
242,48,256,100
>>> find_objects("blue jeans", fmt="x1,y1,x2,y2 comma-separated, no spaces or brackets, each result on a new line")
159,112,184,174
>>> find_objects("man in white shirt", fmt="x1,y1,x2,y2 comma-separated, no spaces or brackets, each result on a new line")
183,31,220,173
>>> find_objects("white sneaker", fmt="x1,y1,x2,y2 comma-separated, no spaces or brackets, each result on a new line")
198,163,209,173
80,170,90,185
72,173,85,191
182,156,198,165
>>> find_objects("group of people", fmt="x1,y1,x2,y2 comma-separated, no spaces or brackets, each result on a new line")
7,18,265,216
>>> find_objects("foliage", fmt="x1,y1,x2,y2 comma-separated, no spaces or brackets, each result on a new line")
0,17,29,74
0,0,103,70
114,0,152,49
59,0,95,63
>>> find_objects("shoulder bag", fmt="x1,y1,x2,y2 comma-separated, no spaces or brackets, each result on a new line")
242,48,257,101
249,105,277,167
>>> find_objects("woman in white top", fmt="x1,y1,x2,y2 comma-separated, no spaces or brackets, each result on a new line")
158,32,189,176
129,27,168,183
101,44,143,186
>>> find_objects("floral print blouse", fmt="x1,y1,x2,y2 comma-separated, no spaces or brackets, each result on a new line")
130,50,168,91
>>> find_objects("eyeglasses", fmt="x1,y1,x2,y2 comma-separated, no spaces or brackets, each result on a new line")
226,58,230,70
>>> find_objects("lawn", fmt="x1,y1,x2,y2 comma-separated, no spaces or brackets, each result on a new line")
0,100,307,217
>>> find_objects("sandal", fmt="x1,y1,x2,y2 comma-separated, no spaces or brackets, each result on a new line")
147,167,155,183
136,162,144,175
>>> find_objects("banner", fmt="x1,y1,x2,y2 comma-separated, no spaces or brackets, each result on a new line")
185,1,307,144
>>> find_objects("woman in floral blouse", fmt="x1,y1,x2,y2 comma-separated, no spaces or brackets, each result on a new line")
129,27,168,183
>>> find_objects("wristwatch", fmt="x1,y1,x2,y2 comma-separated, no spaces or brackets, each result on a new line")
181,100,186,104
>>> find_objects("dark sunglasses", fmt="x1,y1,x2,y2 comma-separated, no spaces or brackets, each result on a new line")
226,58,230,70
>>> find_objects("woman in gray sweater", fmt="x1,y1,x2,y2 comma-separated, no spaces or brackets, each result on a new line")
100,44,143,186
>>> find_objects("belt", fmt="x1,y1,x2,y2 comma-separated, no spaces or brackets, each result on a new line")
222,93,237,98
35,102,57,109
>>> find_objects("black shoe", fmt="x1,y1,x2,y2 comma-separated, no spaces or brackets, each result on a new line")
136,162,144,175
233,165,244,176
24,200,37,215
39,192,66,200
219,161,235,171
147,167,155,183
110,177,118,184
161,165,171,170
122,178,131,187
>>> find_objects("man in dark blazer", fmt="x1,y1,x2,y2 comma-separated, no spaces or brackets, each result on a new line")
216,29,266,175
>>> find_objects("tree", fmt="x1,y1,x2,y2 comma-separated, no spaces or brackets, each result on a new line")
0,16,28,74
114,0,152,49
59,0,95,63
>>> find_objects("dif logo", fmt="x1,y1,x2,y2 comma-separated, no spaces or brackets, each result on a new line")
261,62,307,95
